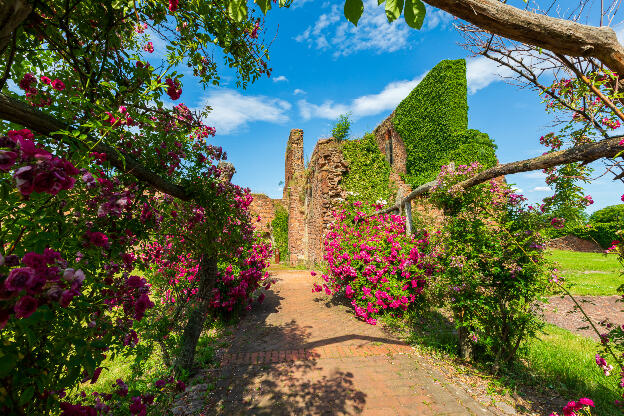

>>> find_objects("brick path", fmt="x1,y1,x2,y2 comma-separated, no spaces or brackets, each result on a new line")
206,268,496,415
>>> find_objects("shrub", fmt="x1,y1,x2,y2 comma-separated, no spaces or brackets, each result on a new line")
430,163,551,370
319,202,436,325
392,59,497,186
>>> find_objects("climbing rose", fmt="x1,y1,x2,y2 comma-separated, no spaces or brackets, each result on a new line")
129,396,146,415
14,295,38,318
86,231,109,248
5,267,36,291
59,402,97,416
51,79,65,91
0,150,17,171
169,0,179,12
143,42,154,53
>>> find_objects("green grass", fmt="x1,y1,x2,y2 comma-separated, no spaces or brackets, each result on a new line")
392,309,622,415
548,249,622,295
518,324,620,415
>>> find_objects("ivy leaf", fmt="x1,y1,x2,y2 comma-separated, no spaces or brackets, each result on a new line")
228,0,247,21
344,0,364,26
255,0,272,14
19,386,35,406
385,0,404,23
404,0,426,29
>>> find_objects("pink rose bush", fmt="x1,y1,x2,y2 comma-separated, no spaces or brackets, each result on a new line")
550,397,594,416
319,202,436,325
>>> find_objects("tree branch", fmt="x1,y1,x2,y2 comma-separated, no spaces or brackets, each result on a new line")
425,0,624,75
0,0,31,55
379,136,624,214
0,93,193,201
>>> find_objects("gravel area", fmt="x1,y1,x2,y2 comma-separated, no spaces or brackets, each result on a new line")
542,295,623,341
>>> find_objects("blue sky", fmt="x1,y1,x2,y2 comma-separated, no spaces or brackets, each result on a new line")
178,0,623,213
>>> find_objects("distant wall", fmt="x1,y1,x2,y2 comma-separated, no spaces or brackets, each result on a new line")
248,194,282,238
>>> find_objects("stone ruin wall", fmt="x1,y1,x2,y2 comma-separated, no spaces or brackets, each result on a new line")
249,114,446,266
248,194,283,238
373,113,445,230
302,138,348,265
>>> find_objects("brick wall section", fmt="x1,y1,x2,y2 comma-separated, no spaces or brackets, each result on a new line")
304,138,348,265
373,112,407,176
248,194,282,238
283,129,307,266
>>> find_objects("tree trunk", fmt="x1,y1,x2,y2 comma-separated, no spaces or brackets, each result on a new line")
175,255,217,374
424,0,624,76
455,310,473,360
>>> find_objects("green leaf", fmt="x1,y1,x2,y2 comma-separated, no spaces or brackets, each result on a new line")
0,353,17,377
228,0,247,22
255,0,272,14
385,0,404,23
344,0,364,26
19,386,35,406
404,0,425,29
377,0,385,4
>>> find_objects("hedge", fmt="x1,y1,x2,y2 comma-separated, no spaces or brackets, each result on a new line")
392,59,497,186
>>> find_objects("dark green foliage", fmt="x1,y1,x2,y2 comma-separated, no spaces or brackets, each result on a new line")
590,204,624,225
548,223,622,249
392,59,497,186
341,133,395,210
271,205,289,262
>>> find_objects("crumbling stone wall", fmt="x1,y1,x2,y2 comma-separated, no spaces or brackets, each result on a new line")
374,111,407,176
248,194,282,238
303,138,348,265
283,129,307,265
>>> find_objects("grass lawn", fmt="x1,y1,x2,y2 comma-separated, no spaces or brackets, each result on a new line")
395,310,622,415
518,324,620,415
547,249,622,295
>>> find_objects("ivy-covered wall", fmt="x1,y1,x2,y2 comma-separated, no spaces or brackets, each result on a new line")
392,59,497,187
341,133,395,209
271,205,289,262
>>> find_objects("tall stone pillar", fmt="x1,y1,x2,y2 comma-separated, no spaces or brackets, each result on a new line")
283,129,306,266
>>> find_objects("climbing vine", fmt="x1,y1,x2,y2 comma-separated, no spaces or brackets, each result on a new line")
341,133,395,211
392,59,497,187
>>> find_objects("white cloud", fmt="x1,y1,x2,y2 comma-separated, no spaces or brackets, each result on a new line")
465,56,514,94
533,186,552,192
298,76,422,120
291,0,313,8
522,171,548,179
295,1,413,57
273,75,288,83
293,88,306,95
423,7,453,31
199,89,291,135
297,54,512,121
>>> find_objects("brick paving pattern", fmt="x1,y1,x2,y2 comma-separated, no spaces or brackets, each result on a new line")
206,268,496,415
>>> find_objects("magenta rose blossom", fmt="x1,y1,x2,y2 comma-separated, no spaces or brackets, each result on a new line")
51,79,65,91
13,165,35,195
86,231,109,248
5,267,36,291
0,150,17,171
14,295,38,318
